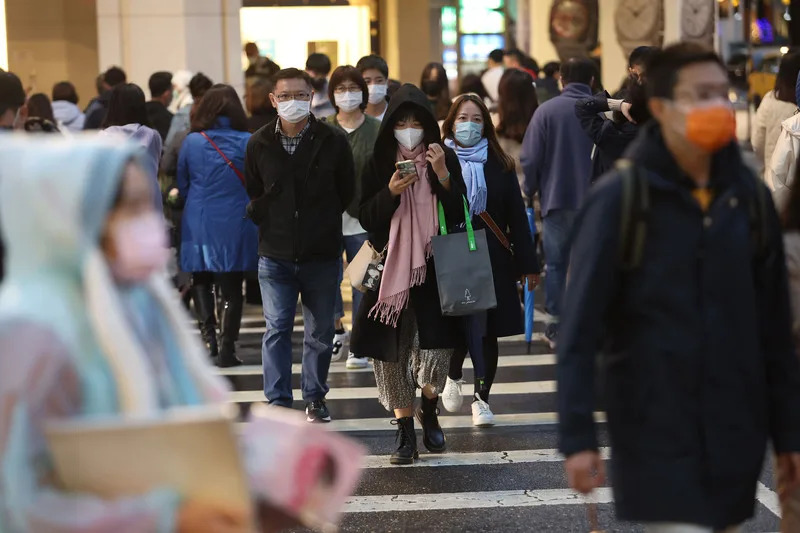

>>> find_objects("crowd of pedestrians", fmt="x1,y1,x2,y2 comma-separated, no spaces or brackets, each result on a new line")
3,37,800,533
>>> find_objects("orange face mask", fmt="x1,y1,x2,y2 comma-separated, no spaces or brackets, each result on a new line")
682,104,737,153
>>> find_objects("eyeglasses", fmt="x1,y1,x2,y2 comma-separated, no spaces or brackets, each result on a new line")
274,92,312,102
333,85,362,94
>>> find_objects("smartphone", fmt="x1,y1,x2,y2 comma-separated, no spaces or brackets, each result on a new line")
395,160,416,176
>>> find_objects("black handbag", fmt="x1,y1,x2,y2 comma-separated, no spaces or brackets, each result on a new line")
431,197,497,316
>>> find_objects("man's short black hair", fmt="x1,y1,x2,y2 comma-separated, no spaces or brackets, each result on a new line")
560,58,597,86
646,42,725,100
356,54,389,78
0,71,26,116
542,61,561,78
103,66,127,88
273,68,313,90
629,46,659,69
489,49,505,64
52,81,79,104
306,53,332,76
189,73,213,100
148,71,173,98
505,48,526,63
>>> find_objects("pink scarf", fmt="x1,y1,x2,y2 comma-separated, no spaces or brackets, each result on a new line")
369,144,439,327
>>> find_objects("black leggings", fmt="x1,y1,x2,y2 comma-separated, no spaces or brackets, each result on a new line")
449,336,500,399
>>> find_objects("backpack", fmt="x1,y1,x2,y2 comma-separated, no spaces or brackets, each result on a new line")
616,159,770,271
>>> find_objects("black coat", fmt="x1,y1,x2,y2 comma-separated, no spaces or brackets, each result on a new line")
558,122,800,528
574,93,638,181
146,100,174,143
474,152,540,338
350,84,467,362
245,115,355,262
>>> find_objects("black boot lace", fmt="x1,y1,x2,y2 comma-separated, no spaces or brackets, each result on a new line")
391,419,411,447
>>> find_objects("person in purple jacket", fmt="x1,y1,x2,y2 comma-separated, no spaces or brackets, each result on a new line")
520,58,597,349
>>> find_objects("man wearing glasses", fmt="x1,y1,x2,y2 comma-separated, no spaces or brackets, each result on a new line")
245,68,355,424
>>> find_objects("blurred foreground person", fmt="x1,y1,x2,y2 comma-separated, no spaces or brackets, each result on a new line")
179,85,257,367
0,136,363,533
558,43,800,533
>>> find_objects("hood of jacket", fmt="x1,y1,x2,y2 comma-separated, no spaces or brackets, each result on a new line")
52,100,84,125
373,83,441,165
780,113,800,139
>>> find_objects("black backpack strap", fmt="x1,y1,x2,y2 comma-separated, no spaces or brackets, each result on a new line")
745,167,769,261
617,159,649,271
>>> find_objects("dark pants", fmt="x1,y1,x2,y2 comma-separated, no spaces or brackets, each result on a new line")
258,256,338,407
449,318,500,399
192,271,244,323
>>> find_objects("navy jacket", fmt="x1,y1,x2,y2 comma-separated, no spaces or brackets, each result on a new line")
557,122,800,528
520,83,594,217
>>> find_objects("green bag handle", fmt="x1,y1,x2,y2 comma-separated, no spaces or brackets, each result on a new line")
438,196,477,252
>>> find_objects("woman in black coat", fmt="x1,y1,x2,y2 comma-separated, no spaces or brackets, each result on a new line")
438,93,540,426
350,84,466,465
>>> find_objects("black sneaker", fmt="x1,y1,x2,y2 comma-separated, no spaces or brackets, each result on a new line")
305,399,332,423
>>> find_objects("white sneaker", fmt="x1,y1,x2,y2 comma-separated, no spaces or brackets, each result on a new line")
331,329,350,362
471,394,495,427
441,377,465,412
346,352,370,369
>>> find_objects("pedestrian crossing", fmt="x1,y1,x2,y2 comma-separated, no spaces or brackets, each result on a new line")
216,303,783,532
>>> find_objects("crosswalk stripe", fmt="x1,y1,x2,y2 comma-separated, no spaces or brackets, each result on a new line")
229,380,556,402
757,482,782,518
322,412,607,432
361,448,611,469
343,488,614,513
216,354,557,376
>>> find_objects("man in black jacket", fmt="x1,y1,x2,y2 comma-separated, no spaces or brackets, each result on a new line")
559,43,800,532
145,71,174,142
246,68,354,423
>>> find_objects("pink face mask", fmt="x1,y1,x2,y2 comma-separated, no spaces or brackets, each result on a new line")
108,213,169,283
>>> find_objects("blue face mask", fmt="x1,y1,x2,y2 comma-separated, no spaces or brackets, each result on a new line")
454,121,483,147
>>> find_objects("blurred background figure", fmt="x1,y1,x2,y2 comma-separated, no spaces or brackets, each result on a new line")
614,45,658,99
481,48,505,104
52,81,85,132
146,71,174,143
170,69,194,114
458,74,490,106
24,93,60,133
244,41,280,85
245,77,277,133
100,83,163,212
494,68,539,195
306,52,336,119
420,62,452,122
536,61,561,103
753,51,800,178
178,85,256,368
504,48,538,79
166,72,214,150
84,66,127,130
357,54,390,122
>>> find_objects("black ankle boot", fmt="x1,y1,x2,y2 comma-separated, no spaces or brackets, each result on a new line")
215,296,243,368
417,394,446,453
390,416,418,465
193,286,218,358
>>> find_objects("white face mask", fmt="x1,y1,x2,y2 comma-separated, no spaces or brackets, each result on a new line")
394,127,425,150
276,99,311,123
368,84,388,104
334,91,363,112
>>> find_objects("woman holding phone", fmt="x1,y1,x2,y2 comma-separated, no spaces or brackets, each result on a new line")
351,84,466,465
439,93,540,427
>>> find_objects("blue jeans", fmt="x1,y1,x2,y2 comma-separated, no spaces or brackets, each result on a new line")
334,232,368,322
542,209,577,322
258,256,339,407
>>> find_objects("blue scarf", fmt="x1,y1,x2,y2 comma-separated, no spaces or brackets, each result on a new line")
445,137,488,216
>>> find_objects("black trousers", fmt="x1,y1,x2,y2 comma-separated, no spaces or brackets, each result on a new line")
449,335,500,397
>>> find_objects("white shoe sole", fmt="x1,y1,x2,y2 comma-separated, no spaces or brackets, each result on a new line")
346,358,370,370
473,417,495,427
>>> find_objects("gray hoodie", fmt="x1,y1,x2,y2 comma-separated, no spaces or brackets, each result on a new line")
100,124,163,211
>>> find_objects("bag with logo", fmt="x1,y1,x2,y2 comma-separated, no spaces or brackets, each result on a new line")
344,241,386,293
431,197,497,316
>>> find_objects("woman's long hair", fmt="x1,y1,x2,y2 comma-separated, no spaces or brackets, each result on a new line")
27,93,55,122
420,62,452,121
441,93,515,173
103,83,150,128
190,84,248,132
496,69,538,144
774,52,800,104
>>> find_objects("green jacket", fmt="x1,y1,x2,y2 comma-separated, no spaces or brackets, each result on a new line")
326,114,381,217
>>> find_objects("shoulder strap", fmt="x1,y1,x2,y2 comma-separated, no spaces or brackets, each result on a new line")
617,159,649,271
478,211,513,253
745,167,769,260
200,131,246,187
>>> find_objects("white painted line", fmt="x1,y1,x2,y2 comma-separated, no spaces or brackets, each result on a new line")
362,447,610,469
198,324,548,338
229,380,556,403
757,482,782,518
325,412,607,432
216,354,557,376
344,487,613,513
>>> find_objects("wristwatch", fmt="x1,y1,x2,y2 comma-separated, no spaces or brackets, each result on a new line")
549,0,599,61
615,0,665,58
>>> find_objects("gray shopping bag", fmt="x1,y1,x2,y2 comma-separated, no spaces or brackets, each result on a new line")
431,197,497,316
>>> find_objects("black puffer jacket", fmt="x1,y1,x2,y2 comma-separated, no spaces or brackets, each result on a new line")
245,115,355,262
350,84,467,362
